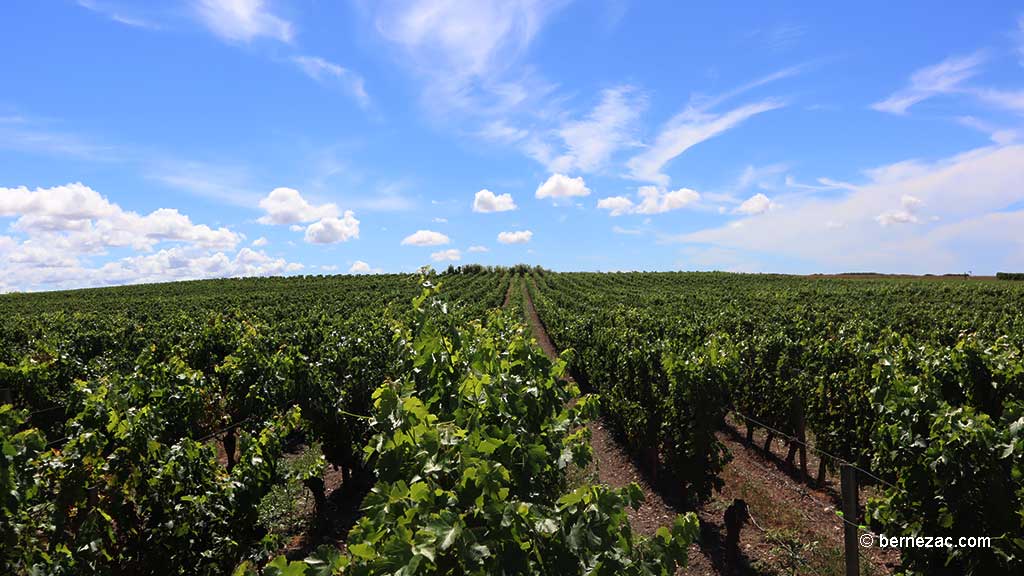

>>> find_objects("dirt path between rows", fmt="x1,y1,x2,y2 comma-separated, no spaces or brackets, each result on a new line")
518,277,898,576
519,279,696,567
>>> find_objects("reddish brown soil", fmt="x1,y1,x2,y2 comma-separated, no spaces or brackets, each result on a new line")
520,277,899,575
502,276,514,308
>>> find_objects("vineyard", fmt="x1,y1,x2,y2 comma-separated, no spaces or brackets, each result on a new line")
1,269,1022,575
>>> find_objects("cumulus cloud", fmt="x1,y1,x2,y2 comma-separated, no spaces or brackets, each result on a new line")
535,174,591,200
0,182,239,251
0,182,311,291
672,144,1024,273
348,260,382,274
871,53,985,115
467,245,489,252
635,186,700,214
597,186,700,216
876,195,923,226
304,212,360,243
497,230,532,244
258,187,338,225
401,229,451,246
194,0,294,43
627,101,782,185
596,196,635,216
431,248,461,261
2,245,302,292
734,193,775,216
473,189,517,212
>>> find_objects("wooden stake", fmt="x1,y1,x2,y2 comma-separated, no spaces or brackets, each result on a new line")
841,463,860,576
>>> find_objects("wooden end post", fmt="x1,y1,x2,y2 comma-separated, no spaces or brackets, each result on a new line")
841,463,860,576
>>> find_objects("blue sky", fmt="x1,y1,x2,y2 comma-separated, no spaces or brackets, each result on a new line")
2,1,1024,290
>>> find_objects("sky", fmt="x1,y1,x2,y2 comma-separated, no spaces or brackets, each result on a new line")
2,1,1024,291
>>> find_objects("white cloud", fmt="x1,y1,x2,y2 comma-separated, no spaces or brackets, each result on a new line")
597,186,700,216
467,245,489,252
535,173,591,200
148,159,259,207
372,0,565,117
251,236,268,247
77,1,159,29
401,229,451,246
258,187,338,225
473,189,517,212
672,144,1024,273
734,193,775,216
956,116,1018,145
627,101,782,184
478,120,529,143
635,186,700,214
549,85,646,173
971,87,1024,115
1016,15,1024,67
1,244,303,292
431,248,461,261
292,56,370,108
376,0,546,79
432,217,448,223
497,230,532,244
374,0,557,86
876,195,922,226
871,53,985,115
596,196,635,216
0,182,239,252
736,163,789,191
612,225,642,235
348,260,382,274
304,212,360,244
194,0,293,43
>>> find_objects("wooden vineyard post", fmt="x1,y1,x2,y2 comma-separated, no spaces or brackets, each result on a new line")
796,400,808,483
841,463,860,576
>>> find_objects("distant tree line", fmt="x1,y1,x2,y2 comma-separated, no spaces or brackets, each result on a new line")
442,263,546,276
996,272,1024,281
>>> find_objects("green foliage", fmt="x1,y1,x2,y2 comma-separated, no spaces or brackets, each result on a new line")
5,270,1024,574
869,335,1023,575
528,270,1024,573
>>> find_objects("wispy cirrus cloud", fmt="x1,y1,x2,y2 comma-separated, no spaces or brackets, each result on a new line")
76,0,160,29
956,116,1018,145
627,100,783,185
672,144,1024,273
194,0,294,43
291,56,370,108
370,0,569,121
871,52,986,115
0,115,121,161
1015,15,1024,66
544,85,647,173
623,66,799,185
